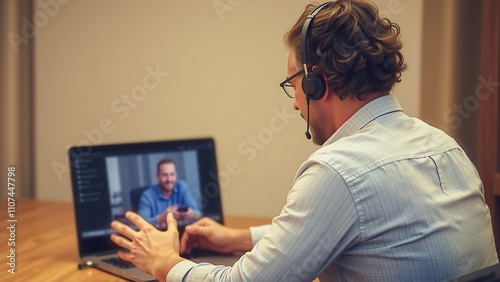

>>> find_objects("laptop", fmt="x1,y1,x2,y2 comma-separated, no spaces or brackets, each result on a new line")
69,138,241,281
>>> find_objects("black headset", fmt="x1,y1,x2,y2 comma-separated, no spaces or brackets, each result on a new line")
300,2,332,139
299,1,332,101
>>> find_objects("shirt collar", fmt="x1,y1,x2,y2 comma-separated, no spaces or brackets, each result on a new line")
323,95,403,146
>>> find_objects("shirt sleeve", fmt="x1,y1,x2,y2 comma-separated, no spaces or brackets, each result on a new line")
167,160,360,281
249,225,270,246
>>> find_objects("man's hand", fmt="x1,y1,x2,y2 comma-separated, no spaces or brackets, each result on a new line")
110,211,185,282
180,217,253,255
157,205,179,223
177,207,196,220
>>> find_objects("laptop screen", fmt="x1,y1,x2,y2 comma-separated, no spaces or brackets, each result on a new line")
68,138,223,257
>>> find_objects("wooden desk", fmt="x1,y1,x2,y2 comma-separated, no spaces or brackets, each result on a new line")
0,198,271,281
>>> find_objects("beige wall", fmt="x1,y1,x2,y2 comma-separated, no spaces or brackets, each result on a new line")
420,0,483,163
34,0,422,217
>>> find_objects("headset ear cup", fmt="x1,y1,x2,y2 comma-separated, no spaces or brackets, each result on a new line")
302,73,326,100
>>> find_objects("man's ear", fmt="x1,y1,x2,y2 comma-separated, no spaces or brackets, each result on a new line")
310,66,330,102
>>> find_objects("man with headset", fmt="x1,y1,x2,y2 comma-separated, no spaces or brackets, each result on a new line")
110,0,498,281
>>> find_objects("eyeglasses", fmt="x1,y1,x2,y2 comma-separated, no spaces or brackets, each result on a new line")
279,69,305,98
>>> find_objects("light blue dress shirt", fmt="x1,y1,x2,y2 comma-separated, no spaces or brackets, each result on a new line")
138,180,199,224
168,95,498,281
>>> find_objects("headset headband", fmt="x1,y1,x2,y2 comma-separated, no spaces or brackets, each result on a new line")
300,2,333,77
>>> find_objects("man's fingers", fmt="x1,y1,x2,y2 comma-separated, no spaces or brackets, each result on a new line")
117,250,133,262
180,229,198,254
185,224,208,236
179,226,190,253
180,241,197,255
125,211,151,231
167,212,178,232
111,220,137,240
110,233,133,250
180,221,209,254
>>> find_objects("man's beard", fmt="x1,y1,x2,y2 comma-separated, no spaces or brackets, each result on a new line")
160,182,175,192
301,112,328,146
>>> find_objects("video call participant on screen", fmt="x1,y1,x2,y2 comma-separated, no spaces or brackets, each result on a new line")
137,158,200,225
111,1,498,281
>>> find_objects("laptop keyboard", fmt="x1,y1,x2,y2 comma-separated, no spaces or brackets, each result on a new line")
102,257,136,269
101,250,219,270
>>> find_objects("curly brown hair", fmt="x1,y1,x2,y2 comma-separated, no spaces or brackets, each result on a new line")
285,0,407,100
